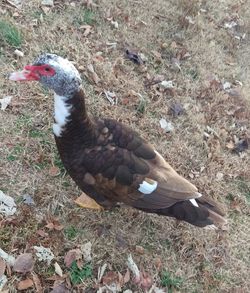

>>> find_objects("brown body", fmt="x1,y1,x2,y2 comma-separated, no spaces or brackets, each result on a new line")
55,89,226,228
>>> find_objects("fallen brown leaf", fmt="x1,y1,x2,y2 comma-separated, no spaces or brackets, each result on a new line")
13,253,34,274
123,269,130,284
79,25,92,37
64,249,82,268
51,283,70,293
49,166,60,177
87,64,100,85
45,218,64,231
36,229,49,237
135,245,145,254
74,193,103,210
32,272,43,293
102,271,119,286
17,278,34,290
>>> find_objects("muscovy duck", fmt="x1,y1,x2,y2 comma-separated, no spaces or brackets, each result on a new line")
10,53,227,228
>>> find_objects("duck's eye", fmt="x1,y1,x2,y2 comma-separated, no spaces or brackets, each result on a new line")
44,67,50,72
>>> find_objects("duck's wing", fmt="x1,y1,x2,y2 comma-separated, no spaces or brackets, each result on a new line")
79,118,226,228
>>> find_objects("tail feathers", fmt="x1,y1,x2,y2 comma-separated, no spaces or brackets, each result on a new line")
141,196,227,229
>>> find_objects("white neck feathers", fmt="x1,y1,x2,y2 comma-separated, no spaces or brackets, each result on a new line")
53,93,72,137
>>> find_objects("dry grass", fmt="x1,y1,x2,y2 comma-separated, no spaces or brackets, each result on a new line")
0,0,249,292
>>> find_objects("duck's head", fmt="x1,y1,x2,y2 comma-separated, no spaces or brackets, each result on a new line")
10,53,82,96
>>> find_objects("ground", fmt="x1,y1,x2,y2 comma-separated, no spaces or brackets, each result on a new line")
0,0,249,292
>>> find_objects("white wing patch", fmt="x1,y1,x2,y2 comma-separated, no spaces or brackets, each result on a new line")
138,179,158,194
189,198,199,207
53,93,72,137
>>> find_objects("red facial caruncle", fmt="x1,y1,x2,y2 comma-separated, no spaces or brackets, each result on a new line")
9,64,55,81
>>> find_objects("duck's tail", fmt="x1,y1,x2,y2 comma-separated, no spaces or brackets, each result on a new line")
140,195,228,229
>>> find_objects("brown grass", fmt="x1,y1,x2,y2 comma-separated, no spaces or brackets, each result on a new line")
0,0,249,292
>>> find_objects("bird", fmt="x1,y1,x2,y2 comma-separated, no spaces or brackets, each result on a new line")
9,53,227,229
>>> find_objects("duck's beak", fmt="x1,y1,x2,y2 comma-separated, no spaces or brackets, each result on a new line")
9,65,40,81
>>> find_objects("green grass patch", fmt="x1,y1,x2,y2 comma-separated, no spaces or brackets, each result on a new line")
64,225,79,240
29,129,44,138
70,261,92,285
7,144,24,161
136,96,147,114
73,9,96,26
186,68,199,80
15,114,33,132
236,179,250,203
54,153,66,173
0,20,22,47
160,271,183,293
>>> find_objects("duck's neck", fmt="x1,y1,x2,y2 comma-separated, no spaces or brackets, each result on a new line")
53,88,95,148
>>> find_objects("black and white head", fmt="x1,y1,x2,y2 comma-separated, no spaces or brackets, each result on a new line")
10,53,82,97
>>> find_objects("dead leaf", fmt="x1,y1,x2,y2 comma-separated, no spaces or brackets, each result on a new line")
51,283,70,293
0,258,6,277
81,242,92,262
87,64,100,85
79,25,92,37
139,270,153,290
169,103,184,117
0,275,7,291
159,119,174,133
17,278,33,290
160,80,174,89
49,166,60,177
145,75,165,87
127,254,140,283
135,245,144,254
64,249,82,268
36,229,49,237
154,257,162,271
34,246,54,264
125,49,144,65
13,253,34,274
0,96,12,110
22,194,35,205
32,272,43,293
0,248,15,266
123,269,130,284
233,138,249,153
226,141,235,150
45,218,64,231
75,193,103,210
0,190,17,216
102,271,119,286
98,263,107,282
103,90,117,106
54,262,63,277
